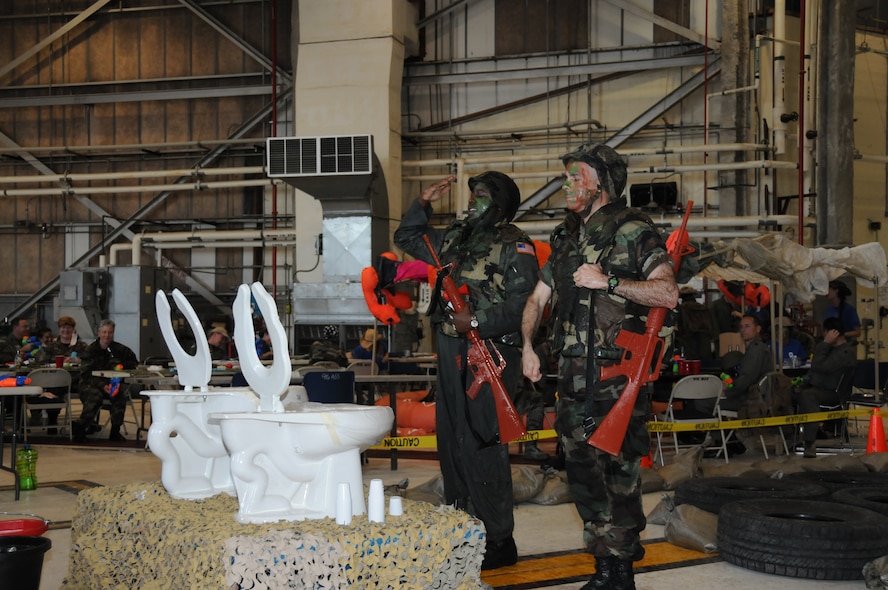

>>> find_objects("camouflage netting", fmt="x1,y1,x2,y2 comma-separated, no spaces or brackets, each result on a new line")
62,481,485,589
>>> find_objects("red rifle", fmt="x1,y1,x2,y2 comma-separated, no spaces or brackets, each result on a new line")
423,235,527,443
588,201,695,455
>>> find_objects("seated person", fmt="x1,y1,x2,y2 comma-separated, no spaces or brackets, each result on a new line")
767,316,807,365
350,329,389,372
716,314,775,414
207,326,231,360
796,317,858,458
29,316,88,433
308,325,349,367
255,328,273,360
73,319,139,443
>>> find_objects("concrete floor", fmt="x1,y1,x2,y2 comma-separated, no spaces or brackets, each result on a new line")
0,418,876,589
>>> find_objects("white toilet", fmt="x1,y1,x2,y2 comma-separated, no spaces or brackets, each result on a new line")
215,401,392,522
149,288,260,499
212,282,393,523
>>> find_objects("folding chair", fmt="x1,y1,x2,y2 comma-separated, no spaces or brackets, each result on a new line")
302,370,356,404
816,365,858,449
751,371,792,457
23,368,74,441
847,360,888,435
655,374,724,464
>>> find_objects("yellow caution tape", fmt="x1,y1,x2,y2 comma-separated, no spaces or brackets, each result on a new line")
646,407,873,433
370,428,560,450
371,407,876,448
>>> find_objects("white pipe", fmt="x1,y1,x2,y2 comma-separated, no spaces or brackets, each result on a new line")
403,159,798,183
403,143,769,168
773,0,788,155
0,178,282,198
0,166,267,185
516,214,808,234
110,227,299,266
803,1,818,202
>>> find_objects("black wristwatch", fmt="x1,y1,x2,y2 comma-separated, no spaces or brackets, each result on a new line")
607,275,620,295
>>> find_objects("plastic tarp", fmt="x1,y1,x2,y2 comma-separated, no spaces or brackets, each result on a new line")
696,234,888,304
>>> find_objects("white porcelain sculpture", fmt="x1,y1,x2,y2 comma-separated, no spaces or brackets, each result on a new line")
149,288,259,499
213,282,393,523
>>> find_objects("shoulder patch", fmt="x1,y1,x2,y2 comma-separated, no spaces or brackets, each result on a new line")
515,241,535,255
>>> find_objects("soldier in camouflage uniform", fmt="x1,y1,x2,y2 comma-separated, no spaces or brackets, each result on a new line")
308,325,349,367
73,319,139,443
521,144,678,590
394,171,538,570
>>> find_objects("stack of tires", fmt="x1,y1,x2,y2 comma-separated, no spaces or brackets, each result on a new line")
674,473,888,581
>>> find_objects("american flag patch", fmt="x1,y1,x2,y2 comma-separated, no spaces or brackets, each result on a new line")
515,242,534,255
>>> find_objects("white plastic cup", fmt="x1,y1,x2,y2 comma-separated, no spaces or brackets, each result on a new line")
335,482,352,525
368,478,385,523
388,495,403,516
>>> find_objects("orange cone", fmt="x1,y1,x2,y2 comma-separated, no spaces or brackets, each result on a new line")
867,408,888,454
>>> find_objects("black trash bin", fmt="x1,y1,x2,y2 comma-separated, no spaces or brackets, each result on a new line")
0,536,52,590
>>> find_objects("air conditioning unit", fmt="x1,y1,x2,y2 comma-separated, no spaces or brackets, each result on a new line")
266,135,372,177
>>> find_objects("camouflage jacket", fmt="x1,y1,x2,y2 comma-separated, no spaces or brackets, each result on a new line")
0,333,20,364
394,198,539,342
35,339,88,364
542,198,669,360
79,340,139,393
309,340,349,367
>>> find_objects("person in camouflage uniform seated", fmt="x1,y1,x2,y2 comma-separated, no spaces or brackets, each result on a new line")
308,325,348,367
29,316,88,431
73,319,139,443
521,144,678,590
395,171,539,570
0,316,38,364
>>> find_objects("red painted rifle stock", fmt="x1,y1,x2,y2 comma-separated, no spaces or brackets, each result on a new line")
587,201,695,455
423,235,527,443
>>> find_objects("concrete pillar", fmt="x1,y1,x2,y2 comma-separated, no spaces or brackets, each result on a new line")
815,2,855,246
292,0,418,242
719,0,750,217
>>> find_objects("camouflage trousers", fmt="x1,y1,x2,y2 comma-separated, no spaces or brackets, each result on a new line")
78,381,127,428
555,356,647,561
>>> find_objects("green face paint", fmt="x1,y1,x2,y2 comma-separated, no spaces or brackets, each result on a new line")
467,182,494,220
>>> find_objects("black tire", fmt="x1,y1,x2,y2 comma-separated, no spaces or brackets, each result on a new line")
673,477,829,514
785,470,888,492
831,486,888,517
717,499,888,580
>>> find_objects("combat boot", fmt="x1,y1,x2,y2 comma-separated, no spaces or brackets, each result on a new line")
612,558,636,590
108,425,126,442
580,555,615,589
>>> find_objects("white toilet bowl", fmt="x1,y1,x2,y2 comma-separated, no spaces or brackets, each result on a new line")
213,402,393,523
147,388,259,499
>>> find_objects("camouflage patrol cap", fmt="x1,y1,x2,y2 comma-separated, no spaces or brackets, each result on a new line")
468,171,521,222
560,143,628,199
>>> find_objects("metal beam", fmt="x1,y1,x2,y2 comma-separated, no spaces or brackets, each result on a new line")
0,84,272,109
404,53,707,85
177,0,292,86
0,0,113,84
513,57,722,220
603,0,720,51
4,90,293,321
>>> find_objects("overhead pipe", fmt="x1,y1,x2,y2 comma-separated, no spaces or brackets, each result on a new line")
403,159,797,183
0,166,267,184
106,227,299,266
0,178,283,198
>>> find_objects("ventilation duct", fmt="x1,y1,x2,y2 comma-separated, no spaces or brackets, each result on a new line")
268,134,389,325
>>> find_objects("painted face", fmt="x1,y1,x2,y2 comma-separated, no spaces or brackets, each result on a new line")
97,324,114,349
466,182,494,220
562,161,601,213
